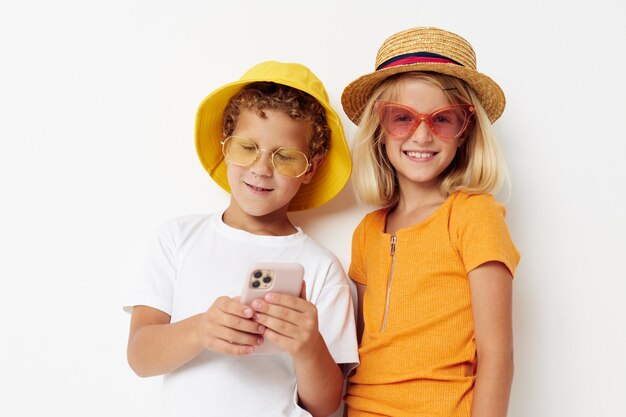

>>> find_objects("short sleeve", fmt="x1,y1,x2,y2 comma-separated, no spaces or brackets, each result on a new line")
122,222,178,315
348,215,368,285
313,258,359,370
451,194,520,277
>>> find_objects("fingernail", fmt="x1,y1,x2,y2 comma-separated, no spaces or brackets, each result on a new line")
258,325,266,333
252,300,262,309
257,336,264,345
243,307,252,317
253,313,260,320
246,346,254,354
265,293,274,302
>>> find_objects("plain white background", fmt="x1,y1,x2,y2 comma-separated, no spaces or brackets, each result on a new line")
1,0,625,416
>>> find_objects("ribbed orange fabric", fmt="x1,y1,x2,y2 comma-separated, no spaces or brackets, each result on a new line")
345,192,520,417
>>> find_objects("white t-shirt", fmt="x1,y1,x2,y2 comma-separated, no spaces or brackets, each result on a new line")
124,212,359,417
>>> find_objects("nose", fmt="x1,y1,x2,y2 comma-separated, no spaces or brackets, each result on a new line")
250,149,274,177
409,117,433,144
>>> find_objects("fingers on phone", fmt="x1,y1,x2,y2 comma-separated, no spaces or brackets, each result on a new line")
299,280,306,299
216,296,253,318
215,339,256,355
254,300,314,327
263,292,309,312
212,328,264,353
219,311,263,334
253,313,296,337
260,326,294,352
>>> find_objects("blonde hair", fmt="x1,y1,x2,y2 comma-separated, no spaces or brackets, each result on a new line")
351,72,510,207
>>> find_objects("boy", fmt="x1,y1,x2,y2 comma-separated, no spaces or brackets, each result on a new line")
124,61,358,417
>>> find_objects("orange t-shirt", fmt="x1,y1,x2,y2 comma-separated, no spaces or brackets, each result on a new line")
345,192,520,417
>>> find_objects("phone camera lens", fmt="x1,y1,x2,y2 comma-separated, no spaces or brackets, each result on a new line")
263,276,272,283
251,280,261,288
253,270,263,279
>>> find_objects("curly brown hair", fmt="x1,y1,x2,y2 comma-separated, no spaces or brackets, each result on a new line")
222,82,331,161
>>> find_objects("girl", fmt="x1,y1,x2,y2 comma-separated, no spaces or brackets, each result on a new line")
341,27,521,417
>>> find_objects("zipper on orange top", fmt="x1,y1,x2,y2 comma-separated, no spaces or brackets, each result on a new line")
380,235,397,332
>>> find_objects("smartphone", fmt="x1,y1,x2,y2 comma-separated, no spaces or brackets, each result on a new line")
240,262,304,355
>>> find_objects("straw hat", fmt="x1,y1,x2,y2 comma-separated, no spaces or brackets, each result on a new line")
342,27,505,123
195,61,351,212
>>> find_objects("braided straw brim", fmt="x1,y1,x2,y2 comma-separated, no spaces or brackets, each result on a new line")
342,27,505,124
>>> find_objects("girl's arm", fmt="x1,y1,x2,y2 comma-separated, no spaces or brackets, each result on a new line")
468,261,514,417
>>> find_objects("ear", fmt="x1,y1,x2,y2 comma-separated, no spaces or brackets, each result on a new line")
301,155,324,185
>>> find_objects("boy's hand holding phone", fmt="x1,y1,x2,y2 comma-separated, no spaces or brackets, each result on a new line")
195,262,309,356
196,296,265,355
240,262,321,356
249,281,325,360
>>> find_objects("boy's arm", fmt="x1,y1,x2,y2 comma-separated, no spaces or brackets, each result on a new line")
292,332,343,416
127,306,203,377
250,284,343,417
468,261,514,417
127,298,264,377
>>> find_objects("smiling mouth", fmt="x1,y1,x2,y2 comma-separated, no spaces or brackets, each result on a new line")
404,151,437,158
245,182,273,192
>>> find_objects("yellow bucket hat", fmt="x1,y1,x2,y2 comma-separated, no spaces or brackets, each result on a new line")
195,61,351,212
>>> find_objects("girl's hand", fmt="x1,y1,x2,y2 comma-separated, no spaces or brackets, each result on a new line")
249,282,324,359
197,296,265,355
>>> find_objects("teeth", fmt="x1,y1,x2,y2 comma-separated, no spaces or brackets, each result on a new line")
250,184,271,191
406,151,434,158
